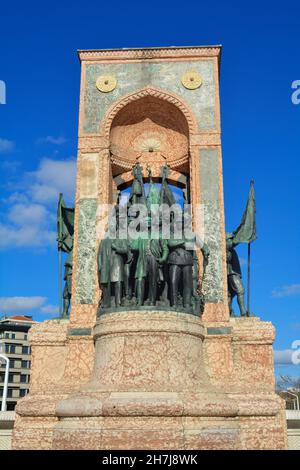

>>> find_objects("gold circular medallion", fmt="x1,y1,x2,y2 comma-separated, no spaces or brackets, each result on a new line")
96,75,117,93
181,70,202,90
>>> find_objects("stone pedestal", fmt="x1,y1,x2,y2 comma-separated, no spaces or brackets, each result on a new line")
12,312,287,450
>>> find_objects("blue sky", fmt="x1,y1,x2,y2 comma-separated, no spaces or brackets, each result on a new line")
0,0,299,378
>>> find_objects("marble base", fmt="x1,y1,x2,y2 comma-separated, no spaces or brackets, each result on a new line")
12,311,288,450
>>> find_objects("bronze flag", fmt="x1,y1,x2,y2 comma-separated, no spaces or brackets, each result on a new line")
57,193,74,253
233,180,257,244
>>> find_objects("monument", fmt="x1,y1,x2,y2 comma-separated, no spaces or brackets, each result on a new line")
12,46,287,450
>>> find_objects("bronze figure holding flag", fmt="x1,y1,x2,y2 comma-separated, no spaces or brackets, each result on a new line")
226,233,247,317
226,180,256,317
57,193,75,318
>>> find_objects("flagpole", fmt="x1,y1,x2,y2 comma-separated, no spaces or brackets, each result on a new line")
58,192,63,318
247,241,251,316
59,249,62,318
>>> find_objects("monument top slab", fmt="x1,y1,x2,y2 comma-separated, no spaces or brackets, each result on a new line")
77,45,222,62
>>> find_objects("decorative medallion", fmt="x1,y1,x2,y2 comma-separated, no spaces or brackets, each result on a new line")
181,70,202,90
96,75,117,93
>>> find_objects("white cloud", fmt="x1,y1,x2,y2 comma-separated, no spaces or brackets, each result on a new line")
8,203,52,226
0,223,56,249
37,136,67,145
272,284,300,298
4,192,30,205
0,138,15,154
40,304,59,315
0,157,76,249
30,184,61,202
0,296,46,314
0,201,56,249
29,157,76,203
274,349,294,365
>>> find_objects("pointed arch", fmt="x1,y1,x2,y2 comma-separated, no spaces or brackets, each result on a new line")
101,86,198,138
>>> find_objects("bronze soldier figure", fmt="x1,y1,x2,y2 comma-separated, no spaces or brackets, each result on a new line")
226,232,248,317
62,251,73,318
168,237,193,308
131,229,169,306
98,220,130,308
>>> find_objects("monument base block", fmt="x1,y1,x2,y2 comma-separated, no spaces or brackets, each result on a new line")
12,311,287,450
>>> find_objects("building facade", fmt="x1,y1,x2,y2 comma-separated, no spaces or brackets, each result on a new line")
0,316,35,411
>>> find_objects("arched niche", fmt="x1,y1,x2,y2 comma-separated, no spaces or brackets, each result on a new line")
104,89,195,202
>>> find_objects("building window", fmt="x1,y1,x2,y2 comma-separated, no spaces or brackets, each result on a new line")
5,344,16,354
5,332,16,339
20,374,28,383
6,402,16,411
24,334,27,340
8,373,14,382
21,360,29,368
2,359,20,368
19,389,27,397
22,346,30,355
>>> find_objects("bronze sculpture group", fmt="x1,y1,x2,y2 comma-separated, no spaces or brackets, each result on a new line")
97,163,210,315
58,164,253,319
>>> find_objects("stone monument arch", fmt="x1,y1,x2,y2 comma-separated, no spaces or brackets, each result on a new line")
12,46,287,450
105,88,193,205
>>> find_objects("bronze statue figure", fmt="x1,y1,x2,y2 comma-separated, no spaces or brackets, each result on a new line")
168,237,193,308
57,194,74,318
98,217,131,308
227,180,257,317
62,250,73,318
167,231,210,309
226,233,248,317
128,162,146,207
131,230,169,306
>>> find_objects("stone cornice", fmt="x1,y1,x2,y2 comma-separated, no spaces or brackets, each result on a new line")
78,45,222,62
